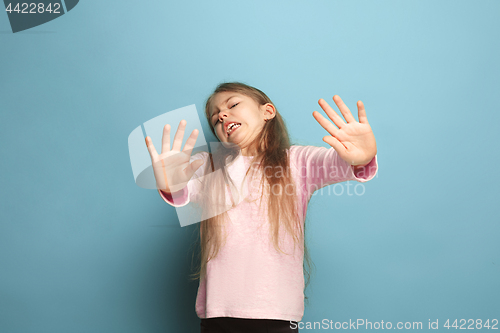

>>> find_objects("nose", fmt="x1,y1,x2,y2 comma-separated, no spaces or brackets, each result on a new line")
218,110,229,122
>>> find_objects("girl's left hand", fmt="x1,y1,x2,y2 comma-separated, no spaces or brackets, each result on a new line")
312,95,377,167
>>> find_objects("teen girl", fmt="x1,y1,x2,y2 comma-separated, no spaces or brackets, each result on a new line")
145,82,378,333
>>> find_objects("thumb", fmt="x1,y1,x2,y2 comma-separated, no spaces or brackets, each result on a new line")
184,159,204,178
323,136,345,153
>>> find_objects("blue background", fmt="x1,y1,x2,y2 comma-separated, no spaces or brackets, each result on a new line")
1,0,499,332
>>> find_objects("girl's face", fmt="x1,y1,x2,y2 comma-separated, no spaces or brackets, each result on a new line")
210,91,275,155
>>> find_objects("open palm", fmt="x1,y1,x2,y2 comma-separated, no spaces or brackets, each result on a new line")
312,95,377,166
145,120,204,193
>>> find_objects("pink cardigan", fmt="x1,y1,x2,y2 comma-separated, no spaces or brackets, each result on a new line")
158,145,378,322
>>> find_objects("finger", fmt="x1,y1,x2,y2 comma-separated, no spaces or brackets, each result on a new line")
357,100,369,124
172,119,187,151
323,135,347,153
145,136,159,160
182,129,199,156
312,110,341,138
332,95,357,123
318,98,346,128
161,124,171,154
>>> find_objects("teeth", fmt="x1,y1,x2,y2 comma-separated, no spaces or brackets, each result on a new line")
227,123,240,135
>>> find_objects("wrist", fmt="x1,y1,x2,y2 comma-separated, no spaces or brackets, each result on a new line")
159,187,171,194
352,156,375,169
353,163,368,169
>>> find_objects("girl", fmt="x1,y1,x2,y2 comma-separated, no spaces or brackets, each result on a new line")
145,82,378,333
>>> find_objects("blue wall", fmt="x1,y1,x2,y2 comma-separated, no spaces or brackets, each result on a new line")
1,1,499,332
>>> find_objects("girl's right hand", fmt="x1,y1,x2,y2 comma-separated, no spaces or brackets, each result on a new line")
145,120,204,193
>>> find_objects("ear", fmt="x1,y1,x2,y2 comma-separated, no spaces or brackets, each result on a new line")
262,103,276,120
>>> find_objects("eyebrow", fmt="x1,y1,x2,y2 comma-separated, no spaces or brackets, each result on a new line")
211,95,238,120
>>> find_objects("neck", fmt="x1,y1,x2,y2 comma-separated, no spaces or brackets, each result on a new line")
240,143,259,156
238,135,263,156
240,148,251,156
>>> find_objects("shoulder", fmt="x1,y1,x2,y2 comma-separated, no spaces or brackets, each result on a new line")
288,144,329,158
288,145,309,160
288,145,314,168
288,144,335,167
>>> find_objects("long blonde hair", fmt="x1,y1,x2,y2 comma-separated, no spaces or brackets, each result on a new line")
188,82,314,304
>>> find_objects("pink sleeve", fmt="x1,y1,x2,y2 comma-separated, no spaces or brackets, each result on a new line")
292,145,378,196
157,187,190,207
352,155,378,182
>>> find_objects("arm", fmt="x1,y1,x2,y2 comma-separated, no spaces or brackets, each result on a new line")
292,145,378,196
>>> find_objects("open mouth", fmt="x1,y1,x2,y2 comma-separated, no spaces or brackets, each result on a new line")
226,123,241,137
